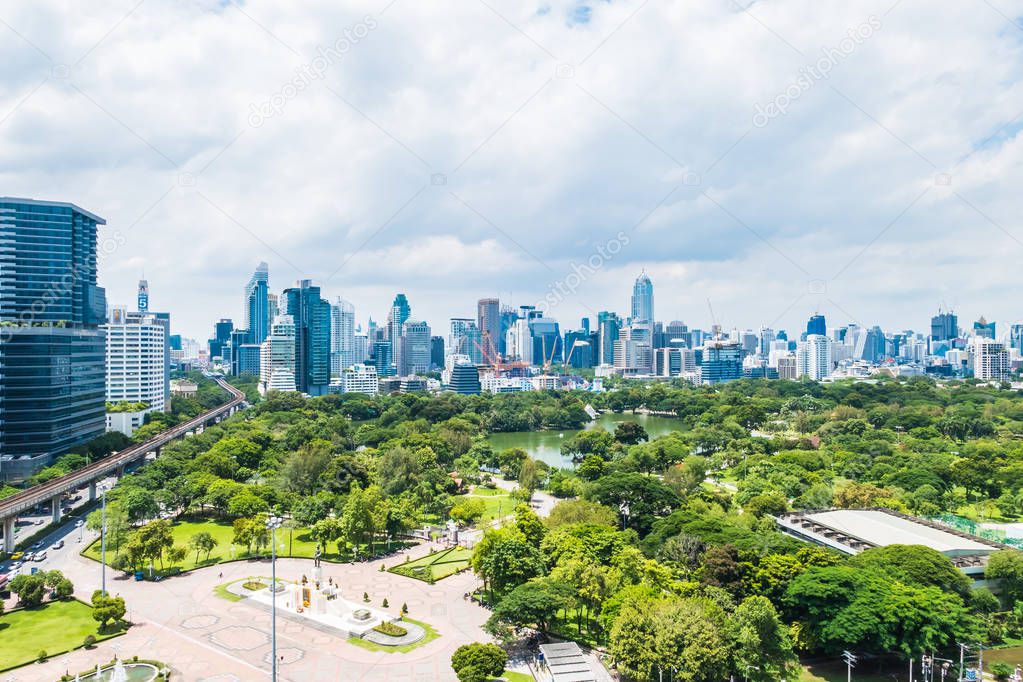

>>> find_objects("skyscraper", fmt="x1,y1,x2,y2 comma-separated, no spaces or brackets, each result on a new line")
631,272,654,332
284,280,331,395
806,313,826,337
973,316,996,339
400,319,432,375
930,309,958,341
387,293,411,375
450,318,483,364
597,311,622,365
477,298,501,363
209,318,234,359
973,338,1010,381
701,340,743,384
0,198,108,480
330,297,356,376
244,262,270,346
797,334,832,380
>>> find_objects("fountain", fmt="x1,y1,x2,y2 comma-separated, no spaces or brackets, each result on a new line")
111,658,127,682
76,659,161,681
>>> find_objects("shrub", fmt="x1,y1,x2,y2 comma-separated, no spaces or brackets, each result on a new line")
37,650,48,662
991,663,1015,681
242,581,266,591
363,591,370,602
382,598,389,608
83,634,97,648
373,621,408,637
401,602,408,614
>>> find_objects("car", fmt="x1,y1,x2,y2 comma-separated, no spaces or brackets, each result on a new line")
75,519,85,527
10,552,23,561
10,561,22,570
23,552,34,562
52,540,64,550
34,519,44,526
33,552,46,562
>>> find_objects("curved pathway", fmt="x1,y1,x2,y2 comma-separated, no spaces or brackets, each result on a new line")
28,540,490,681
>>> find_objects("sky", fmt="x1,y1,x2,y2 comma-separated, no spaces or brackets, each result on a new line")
2,0,1023,341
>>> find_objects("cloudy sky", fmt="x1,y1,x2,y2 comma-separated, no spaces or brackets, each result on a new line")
2,0,1023,341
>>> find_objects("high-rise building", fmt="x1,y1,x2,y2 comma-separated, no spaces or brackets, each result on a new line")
499,305,518,356
330,297,355,376
104,306,168,413
701,340,743,384
430,336,445,369
597,311,622,365
284,280,331,395
244,262,270,346
973,339,1010,381
973,316,996,339
210,318,234,360
1010,323,1023,355
862,326,887,364
530,317,563,366
930,309,958,341
338,364,379,395
386,293,411,375
450,318,483,364
477,298,501,363
0,198,108,480
400,319,432,376
259,314,297,395
564,329,594,368
797,334,832,380
631,272,654,334
449,362,481,394
806,313,826,337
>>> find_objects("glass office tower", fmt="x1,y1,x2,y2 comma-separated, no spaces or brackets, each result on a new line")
0,198,108,480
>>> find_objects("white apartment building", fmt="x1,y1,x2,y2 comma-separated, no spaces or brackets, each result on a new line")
104,306,167,413
796,334,832,380
339,363,379,395
260,314,297,395
973,339,1010,381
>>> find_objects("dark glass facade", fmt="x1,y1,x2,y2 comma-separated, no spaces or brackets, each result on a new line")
284,280,331,395
0,198,107,480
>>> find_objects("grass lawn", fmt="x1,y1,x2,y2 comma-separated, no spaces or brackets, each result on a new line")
469,487,506,497
346,617,439,654
83,519,414,578
500,671,534,681
0,599,126,671
389,546,473,582
454,493,514,523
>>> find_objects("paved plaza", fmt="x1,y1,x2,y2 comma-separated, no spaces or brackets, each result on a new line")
25,541,492,681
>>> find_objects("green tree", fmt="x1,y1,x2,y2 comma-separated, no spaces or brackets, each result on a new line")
545,499,619,529
471,528,546,599
450,498,487,526
91,590,127,631
189,531,218,564
9,573,48,607
487,579,575,633
514,503,546,547
280,439,333,495
451,643,508,681
986,549,1023,606
227,489,270,518
614,421,649,445
730,596,797,682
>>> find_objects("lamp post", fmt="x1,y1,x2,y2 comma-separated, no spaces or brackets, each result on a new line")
266,515,282,682
842,651,857,682
100,485,108,596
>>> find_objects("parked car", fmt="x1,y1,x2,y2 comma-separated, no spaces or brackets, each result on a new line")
10,552,23,561
52,540,64,550
23,552,34,562
34,519,44,526
75,519,85,528
33,551,46,562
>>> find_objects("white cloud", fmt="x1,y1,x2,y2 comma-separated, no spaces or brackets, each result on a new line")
1,0,1022,339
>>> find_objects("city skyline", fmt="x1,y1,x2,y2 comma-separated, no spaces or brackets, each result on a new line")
2,2,1021,339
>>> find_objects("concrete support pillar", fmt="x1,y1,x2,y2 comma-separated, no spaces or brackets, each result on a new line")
2,517,14,553
88,481,97,502
51,495,62,525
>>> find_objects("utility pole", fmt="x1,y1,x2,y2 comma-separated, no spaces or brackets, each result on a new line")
842,651,857,682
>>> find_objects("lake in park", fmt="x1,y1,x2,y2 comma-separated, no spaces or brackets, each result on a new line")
486,412,684,468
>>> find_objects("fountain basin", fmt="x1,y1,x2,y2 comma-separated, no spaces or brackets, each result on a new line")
76,662,160,681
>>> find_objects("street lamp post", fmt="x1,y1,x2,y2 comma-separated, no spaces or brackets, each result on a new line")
100,485,108,596
266,515,282,682
842,651,857,682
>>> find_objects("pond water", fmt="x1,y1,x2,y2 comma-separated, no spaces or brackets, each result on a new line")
486,412,684,468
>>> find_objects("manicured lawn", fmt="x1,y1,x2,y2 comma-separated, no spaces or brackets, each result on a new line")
454,493,514,523
0,599,126,671
83,519,415,577
389,546,473,582
500,672,534,681
469,487,506,497
346,617,439,653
